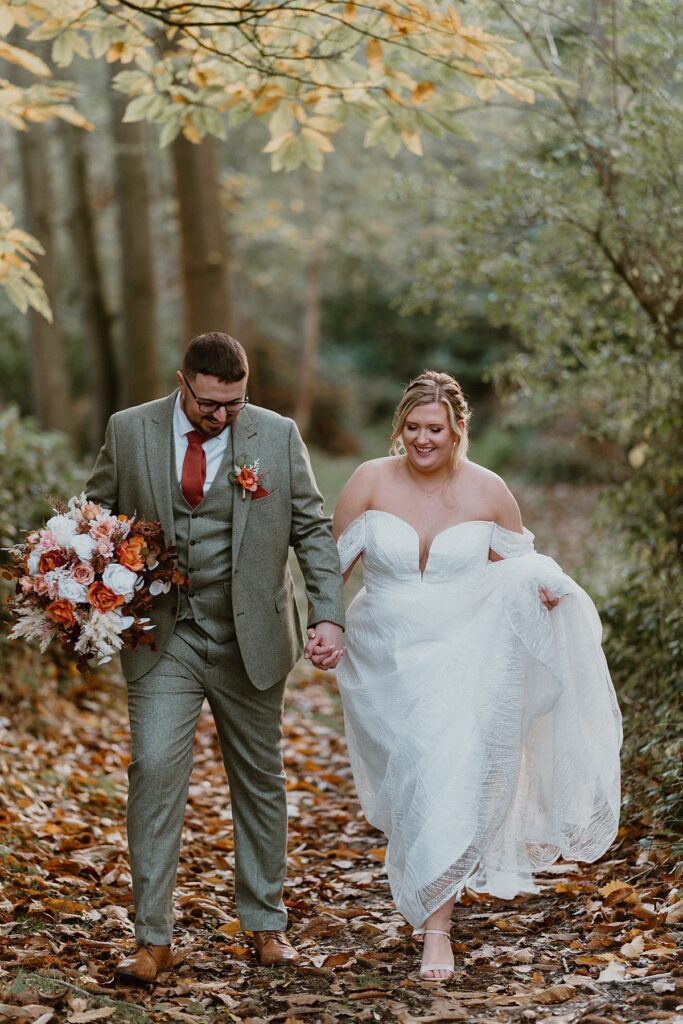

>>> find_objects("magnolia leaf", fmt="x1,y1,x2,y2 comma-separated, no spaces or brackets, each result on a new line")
366,38,383,69
181,117,202,144
497,78,536,104
253,89,287,117
475,77,497,101
363,115,390,148
301,126,335,153
51,32,77,68
263,130,295,154
0,7,15,36
412,81,436,105
158,113,184,147
122,93,159,123
48,104,93,130
0,40,50,77
305,115,343,134
401,129,423,155
269,101,294,137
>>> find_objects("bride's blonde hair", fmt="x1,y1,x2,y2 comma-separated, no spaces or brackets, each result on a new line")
391,370,471,467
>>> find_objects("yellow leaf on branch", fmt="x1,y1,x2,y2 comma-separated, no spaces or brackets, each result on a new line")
301,126,335,153
366,38,383,69
263,130,295,154
0,40,50,78
412,80,435,105
401,129,423,155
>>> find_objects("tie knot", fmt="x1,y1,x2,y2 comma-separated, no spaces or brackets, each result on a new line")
186,430,207,447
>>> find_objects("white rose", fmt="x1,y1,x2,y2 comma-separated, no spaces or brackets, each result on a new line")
149,579,171,596
72,533,98,561
46,514,77,548
58,576,89,603
102,563,138,597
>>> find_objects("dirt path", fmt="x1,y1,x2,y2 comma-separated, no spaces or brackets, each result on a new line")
0,657,680,1024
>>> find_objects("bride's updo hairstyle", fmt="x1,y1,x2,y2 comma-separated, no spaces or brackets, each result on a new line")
391,370,472,467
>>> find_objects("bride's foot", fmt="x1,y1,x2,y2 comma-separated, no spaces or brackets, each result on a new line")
419,929,454,981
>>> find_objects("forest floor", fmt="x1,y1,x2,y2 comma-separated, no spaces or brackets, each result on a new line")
0,483,681,1024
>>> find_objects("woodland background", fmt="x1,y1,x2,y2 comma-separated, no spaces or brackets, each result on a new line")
0,0,680,1021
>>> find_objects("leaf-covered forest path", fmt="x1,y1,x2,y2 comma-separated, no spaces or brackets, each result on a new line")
0,484,681,1024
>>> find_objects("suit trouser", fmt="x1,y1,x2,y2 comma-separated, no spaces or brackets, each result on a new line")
126,619,288,945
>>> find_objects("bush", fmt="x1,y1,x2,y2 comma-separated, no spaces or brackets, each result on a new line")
0,406,87,705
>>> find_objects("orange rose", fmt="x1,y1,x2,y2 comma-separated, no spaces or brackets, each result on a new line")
236,467,258,491
47,599,76,628
87,581,124,613
39,549,65,573
116,535,146,571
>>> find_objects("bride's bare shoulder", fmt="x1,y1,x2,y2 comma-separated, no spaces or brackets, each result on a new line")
334,457,398,534
460,459,509,492
460,460,522,530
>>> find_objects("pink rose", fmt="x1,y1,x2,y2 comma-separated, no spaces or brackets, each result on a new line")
71,562,95,586
82,502,102,520
91,517,117,540
96,536,114,557
33,576,50,597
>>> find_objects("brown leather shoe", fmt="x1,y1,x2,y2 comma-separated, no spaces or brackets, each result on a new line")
251,930,300,967
114,944,174,984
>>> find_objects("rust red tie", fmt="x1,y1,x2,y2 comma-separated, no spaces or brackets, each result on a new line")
181,430,208,508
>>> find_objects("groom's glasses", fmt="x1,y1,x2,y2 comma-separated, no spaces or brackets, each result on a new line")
181,373,249,415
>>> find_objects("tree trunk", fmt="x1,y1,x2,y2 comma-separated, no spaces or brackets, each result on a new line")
171,135,232,342
110,78,160,408
59,122,118,446
294,173,323,438
17,124,71,432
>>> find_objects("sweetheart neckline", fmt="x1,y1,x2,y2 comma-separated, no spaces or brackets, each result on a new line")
365,510,494,576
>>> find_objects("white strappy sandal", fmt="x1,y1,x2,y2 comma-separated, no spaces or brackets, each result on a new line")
419,929,454,981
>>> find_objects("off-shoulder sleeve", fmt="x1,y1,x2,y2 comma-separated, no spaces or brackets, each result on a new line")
337,513,366,573
490,523,535,559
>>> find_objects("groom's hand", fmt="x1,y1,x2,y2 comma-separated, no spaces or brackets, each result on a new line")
304,622,345,669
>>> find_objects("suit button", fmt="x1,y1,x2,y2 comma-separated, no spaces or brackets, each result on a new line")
188,568,195,574
190,539,198,546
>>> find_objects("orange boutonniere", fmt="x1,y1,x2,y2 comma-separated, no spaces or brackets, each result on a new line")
230,455,268,501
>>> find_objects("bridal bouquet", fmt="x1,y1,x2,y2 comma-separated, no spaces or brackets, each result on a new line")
5,494,184,668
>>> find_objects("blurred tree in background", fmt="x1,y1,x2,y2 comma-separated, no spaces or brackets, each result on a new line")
403,0,682,829
0,2,679,825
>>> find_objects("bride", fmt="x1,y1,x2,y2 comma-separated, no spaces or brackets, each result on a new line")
329,371,622,981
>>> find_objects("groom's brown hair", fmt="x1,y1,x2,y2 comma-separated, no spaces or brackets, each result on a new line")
183,332,249,383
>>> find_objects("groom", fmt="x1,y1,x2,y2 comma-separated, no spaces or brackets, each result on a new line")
86,332,345,982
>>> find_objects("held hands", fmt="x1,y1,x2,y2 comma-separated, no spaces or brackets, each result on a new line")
304,622,345,670
539,586,560,610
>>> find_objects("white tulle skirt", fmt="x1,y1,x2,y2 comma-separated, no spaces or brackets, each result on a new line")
337,535,622,927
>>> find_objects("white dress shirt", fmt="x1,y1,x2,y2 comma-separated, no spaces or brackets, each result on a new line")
173,392,231,496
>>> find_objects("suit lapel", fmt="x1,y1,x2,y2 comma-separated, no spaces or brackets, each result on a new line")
144,392,176,546
231,405,259,565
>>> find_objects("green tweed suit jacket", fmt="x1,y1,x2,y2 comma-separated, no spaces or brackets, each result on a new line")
85,392,345,688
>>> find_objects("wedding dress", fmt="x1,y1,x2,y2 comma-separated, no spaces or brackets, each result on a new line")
336,511,622,927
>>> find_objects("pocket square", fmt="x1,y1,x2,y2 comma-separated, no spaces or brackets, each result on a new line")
252,486,270,500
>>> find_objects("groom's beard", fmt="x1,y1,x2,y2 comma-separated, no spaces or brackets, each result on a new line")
182,400,239,438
